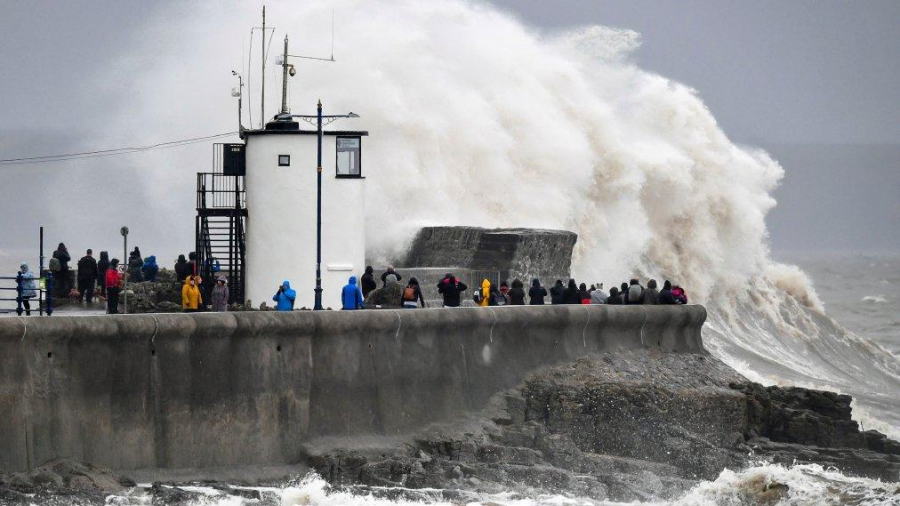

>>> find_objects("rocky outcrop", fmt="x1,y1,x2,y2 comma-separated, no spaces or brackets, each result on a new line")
308,352,900,502
731,382,900,481
0,459,134,504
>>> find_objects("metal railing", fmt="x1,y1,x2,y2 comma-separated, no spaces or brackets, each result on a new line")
196,172,246,210
0,272,53,316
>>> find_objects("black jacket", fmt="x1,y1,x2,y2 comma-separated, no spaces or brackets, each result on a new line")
437,279,467,307
77,255,98,281
606,294,624,305
400,284,426,308
658,288,678,305
508,287,526,305
528,286,547,305
53,248,71,271
563,282,581,305
360,272,377,297
381,270,402,286
549,284,565,305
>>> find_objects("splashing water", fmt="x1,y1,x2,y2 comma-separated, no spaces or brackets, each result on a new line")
97,0,898,449
105,467,899,505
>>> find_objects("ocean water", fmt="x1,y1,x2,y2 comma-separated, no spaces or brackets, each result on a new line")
2,0,898,503
102,465,900,505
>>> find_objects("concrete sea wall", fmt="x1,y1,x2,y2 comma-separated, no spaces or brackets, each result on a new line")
0,305,706,473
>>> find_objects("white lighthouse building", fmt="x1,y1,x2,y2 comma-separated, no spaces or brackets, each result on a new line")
243,119,367,309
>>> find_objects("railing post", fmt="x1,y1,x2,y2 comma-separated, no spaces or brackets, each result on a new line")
46,272,54,316
16,272,23,316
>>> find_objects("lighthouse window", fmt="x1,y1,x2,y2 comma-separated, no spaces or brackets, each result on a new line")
336,137,361,177
278,154,291,167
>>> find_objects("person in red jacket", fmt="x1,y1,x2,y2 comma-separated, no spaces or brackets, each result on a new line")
105,259,123,314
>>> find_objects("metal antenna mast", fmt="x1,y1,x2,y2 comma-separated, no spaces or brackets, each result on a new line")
261,6,266,127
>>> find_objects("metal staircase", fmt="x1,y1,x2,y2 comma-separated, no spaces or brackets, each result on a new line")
195,144,247,305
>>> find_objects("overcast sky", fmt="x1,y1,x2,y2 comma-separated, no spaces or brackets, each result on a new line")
0,0,898,262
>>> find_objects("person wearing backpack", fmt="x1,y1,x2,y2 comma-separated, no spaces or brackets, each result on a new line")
627,279,644,304
400,277,426,308
437,274,467,307
528,279,548,305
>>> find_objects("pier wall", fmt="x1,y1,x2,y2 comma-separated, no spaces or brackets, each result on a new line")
0,305,706,473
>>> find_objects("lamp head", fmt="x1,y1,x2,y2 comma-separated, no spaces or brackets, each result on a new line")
288,65,296,77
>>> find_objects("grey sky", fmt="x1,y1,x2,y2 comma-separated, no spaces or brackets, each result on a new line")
0,0,897,263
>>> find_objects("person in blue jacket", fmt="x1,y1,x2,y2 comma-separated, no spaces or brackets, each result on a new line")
141,255,159,282
273,280,296,311
342,276,365,310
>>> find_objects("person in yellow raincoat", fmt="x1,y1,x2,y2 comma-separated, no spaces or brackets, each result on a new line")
479,278,491,307
182,275,203,312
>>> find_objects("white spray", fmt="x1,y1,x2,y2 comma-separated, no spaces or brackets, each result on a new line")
97,0,899,438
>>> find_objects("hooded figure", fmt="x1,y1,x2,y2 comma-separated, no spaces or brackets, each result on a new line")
658,280,677,305
97,251,110,297
127,248,143,283
478,279,491,307
528,279,547,305
141,256,159,282
489,283,509,306
273,280,296,311
18,263,36,316
182,275,202,311
549,280,565,305
620,283,631,304
106,259,122,314
641,279,660,305
400,277,425,308
672,285,688,304
52,243,72,294
579,283,591,304
607,286,623,305
360,266,377,298
627,279,644,304
563,279,581,305
211,276,229,312
508,279,526,305
175,254,191,280
342,276,365,310
437,274,467,308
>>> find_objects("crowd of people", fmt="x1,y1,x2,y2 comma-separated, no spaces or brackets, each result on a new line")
17,247,688,315
14,243,233,316
337,266,689,310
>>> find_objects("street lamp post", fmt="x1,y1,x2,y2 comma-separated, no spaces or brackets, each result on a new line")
120,226,129,314
314,100,324,310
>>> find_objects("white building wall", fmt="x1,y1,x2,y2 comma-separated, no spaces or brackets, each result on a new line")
244,131,366,309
